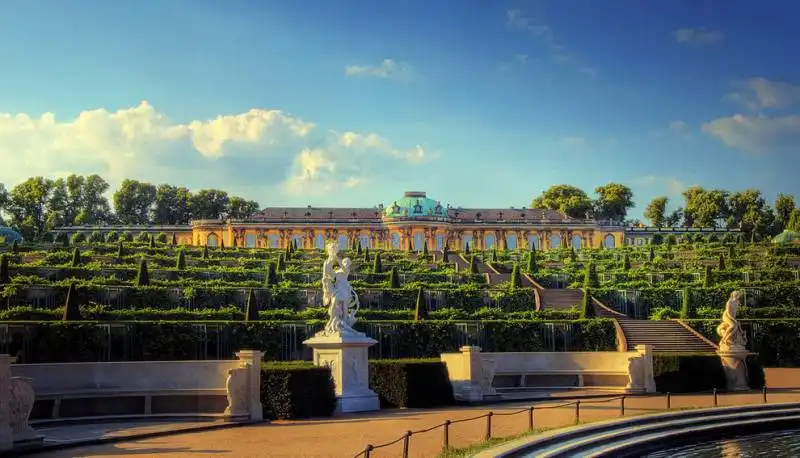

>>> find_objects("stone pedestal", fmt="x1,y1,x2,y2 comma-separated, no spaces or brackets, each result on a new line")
718,347,750,392
1,355,14,452
235,350,265,421
440,346,497,403
303,332,380,413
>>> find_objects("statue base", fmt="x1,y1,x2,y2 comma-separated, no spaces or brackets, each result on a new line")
303,331,380,413
717,347,750,392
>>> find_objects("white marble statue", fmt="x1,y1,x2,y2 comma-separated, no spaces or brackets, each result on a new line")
322,241,361,335
224,367,249,417
9,377,36,441
717,290,747,352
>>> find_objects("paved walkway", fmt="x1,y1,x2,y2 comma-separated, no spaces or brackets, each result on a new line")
29,391,800,458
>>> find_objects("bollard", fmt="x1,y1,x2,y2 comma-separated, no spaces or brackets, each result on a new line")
402,431,412,458
485,412,493,441
575,400,581,424
620,396,625,416
442,420,451,450
666,392,671,410
528,406,535,431
763,386,768,404
713,388,718,407
364,444,374,458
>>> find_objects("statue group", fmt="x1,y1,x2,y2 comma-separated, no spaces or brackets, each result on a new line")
322,240,361,335
717,290,747,352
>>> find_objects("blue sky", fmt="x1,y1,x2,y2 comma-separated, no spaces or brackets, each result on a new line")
0,0,798,219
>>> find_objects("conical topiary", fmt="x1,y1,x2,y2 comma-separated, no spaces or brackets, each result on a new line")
363,246,370,263
527,251,537,273
703,265,713,287
569,248,577,262
62,282,82,321
389,266,400,288
728,244,736,259
278,253,286,271
357,242,362,255
422,240,428,256
648,246,655,262
442,244,449,264
584,263,600,289
581,288,595,319
117,241,124,261
220,238,225,250
135,258,150,286
245,288,259,321
469,255,478,274
149,235,155,249
232,237,238,249
266,262,278,286
718,253,726,271
511,263,521,288
465,242,470,254
373,252,383,274
62,234,70,247
413,287,426,321
171,233,177,245
71,247,81,267
491,249,497,262
680,288,693,319
176,250,186,270
623,253,631,271
203,245,209,260
0,254,10,284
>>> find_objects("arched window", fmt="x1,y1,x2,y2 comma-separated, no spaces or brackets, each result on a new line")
268,234,279,248
391,233,401,249
435,234,445,251
528,235,540,250
359,235,370,249
572,235,582,249
245,234,256,248
314,235,325,249
207,233,218,247
462,234,474,250
485,234,495,249
338,235,348,249
604,234,616,248
549,235,561,249
507,234,518,250
292,236,304,249
413,233,425,251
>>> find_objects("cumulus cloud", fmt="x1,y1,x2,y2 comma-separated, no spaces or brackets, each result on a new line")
344,59,415,82
673,28,723,46
726,77,800,110
635,175,690,199
701,114,800,154
0,101,431,198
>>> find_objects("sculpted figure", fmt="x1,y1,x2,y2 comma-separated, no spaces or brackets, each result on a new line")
9,377,36,440
321,240,362,335
717,291,747,351
224,367,249,416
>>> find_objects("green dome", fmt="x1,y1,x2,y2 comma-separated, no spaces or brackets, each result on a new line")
772,230,800,244
384,192,446,218
0,227,22,244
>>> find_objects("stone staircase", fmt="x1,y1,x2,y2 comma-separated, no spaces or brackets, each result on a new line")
616,319,717,352
537,288,583,310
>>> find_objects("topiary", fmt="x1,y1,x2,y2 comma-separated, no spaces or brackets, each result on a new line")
581,288,595,319
135,258,150,286
469,255,478,274
266,262,279,286
203,245,210,260
0,254,10,284
278,253,286,271
373,252,382,274
583,262,599,289
176,250,186,270
680,288,694,319
703,265,713,287
389,266,400,288
149,235,156,249
245,288,259,321
62,282,82,321
718,253,726,270
510,263,521,288
526,251,537,273
413,287,426,321
171,233,178,245
71,247,81,267
623,253,631,271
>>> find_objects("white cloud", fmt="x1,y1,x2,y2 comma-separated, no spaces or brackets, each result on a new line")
635,175,690,199
673,28,723,46
506,10,595,76
0,101,431,198
669,120,687,133
344,59,414,82
701,113,800,154
726,77,800,110
561,136,588,147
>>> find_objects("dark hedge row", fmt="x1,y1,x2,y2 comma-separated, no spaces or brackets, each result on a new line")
685,319,800,367
652,354,765,392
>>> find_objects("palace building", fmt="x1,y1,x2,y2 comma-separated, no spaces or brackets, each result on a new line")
55,191,632,251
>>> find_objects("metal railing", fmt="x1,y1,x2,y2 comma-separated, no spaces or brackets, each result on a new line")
352,386,797,458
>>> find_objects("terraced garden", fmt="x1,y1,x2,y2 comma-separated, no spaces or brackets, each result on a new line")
0,233,798,367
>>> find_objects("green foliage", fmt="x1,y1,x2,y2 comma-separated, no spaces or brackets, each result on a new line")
149,235,156,249
176,251,186,270
134,258,150,286
718,253,726,271
363,246,370,262
71,247,81,267
469,255,478,274
680,288,693,319
623,253,631,271
465,242,470,254
652,354,726,393
368,359,455,408
581,289,595,319
0,254,10,284
389,266,400,288
277,253,286,271
703,265,713,287
117,241,124,260
373,252,383,274
62,282,82,321
11,240,19,253
583,263,599,289
510,264,521,288
526,251,537,273
260,362,336,419
648,245,655,262
491,249,498,262
266,262,279,286
202,245,209,260
171,233,178,245
71,232,86,244
413,287,426,321
245,288,259,321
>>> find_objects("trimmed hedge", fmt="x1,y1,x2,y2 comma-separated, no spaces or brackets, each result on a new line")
260,361,336,419
652,354,727,393
368,359,455,408
685,319,800,367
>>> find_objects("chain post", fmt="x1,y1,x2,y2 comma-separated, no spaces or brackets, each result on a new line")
442,420,450,450
575,400,581,424
485,412,493,441
713,388,718,407
364,444,373,458
528,406,535,430
402,431,412,458
763,386,768,404
620,396,625,416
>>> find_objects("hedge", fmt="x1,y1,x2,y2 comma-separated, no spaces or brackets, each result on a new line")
652,353,765,393
685,319,800,367
260,361,337,419
0,319,617,363
369,359,455,408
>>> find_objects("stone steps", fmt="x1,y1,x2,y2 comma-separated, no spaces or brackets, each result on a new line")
618,320,716,352
539,289,583,310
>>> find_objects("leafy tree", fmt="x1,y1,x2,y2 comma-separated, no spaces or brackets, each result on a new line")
510,264,521,288
373,252,382,274
680,288,693,319
80,174,113,224
153,184,192,224
532,185,593,219
0,183,8,225
176,250,186,270
71,232,86,244
245,289,259,322
189,189,230,220
227,196,261,219
666,208,684,227
644,197,668,227
787,209,800,232
594,183,635,221
113,179,157,224
413,287,426,321
71,247,81,267
581,289,595,319
683,187,730,228
135,258,150,286
62,282,82,321
726,189,773,237
7,176,54,240
0,254,10,284
651,234,663,245
775,193,796,231
389,266,400,288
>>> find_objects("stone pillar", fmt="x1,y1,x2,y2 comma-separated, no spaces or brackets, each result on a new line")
235,350,265,421
635,344,657,393
303,333,380,413
718,348,750,392
0,355,13,452
440,346,496,403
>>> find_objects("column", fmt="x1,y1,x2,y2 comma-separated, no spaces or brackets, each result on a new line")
235,350,265,421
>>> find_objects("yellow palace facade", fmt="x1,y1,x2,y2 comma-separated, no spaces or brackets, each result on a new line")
57,191,629,251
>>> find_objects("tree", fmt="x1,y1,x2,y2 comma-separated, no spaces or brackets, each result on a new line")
526,251,537,273
71,247,81,267
189,189,230,220
245,289,259,322
441,244,449,264
644,197,669,227
787,209,800,232
683,187,729,228
532,185,593,219
363,246,370,262
0,183,8,225
135,259,150,286
666,208,684,227
117,241,124,261
176,250,186,270
113,179,157,224
728,244,736,259
0,254,10,284
228,197,261,220
413,287,426,321
680,288,693,319
149,235,156,249
726,189,773,237
465,242,470,254
277,253,286,271
389,266,400,288
648,245,655,262
80,174,113,224
569,247,577,262
584,263,599,288
622,253,631,271
62,282,82,321
491,248,497,262
581,289,595,319
703,265,713,287
510,264,521,288
153,184,192,224
171,233,177,245
373,252,383,274
202,245,209,260
594,183,635,222
775,193,796,231
7,177,54,240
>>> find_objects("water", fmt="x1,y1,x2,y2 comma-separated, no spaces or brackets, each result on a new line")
644,428,800,457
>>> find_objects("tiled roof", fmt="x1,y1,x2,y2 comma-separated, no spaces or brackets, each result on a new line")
248,206,572,222
445,208,570,221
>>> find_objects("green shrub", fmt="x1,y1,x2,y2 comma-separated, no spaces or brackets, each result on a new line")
652,354,727,393
368,359,455,408
680,288,693,319
0,254,10,284
746,354,766,389
373,252,383,274
62,282,82,321
581,289,595,319
260,361,336,419
650,307,679,320
134,259,150,286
